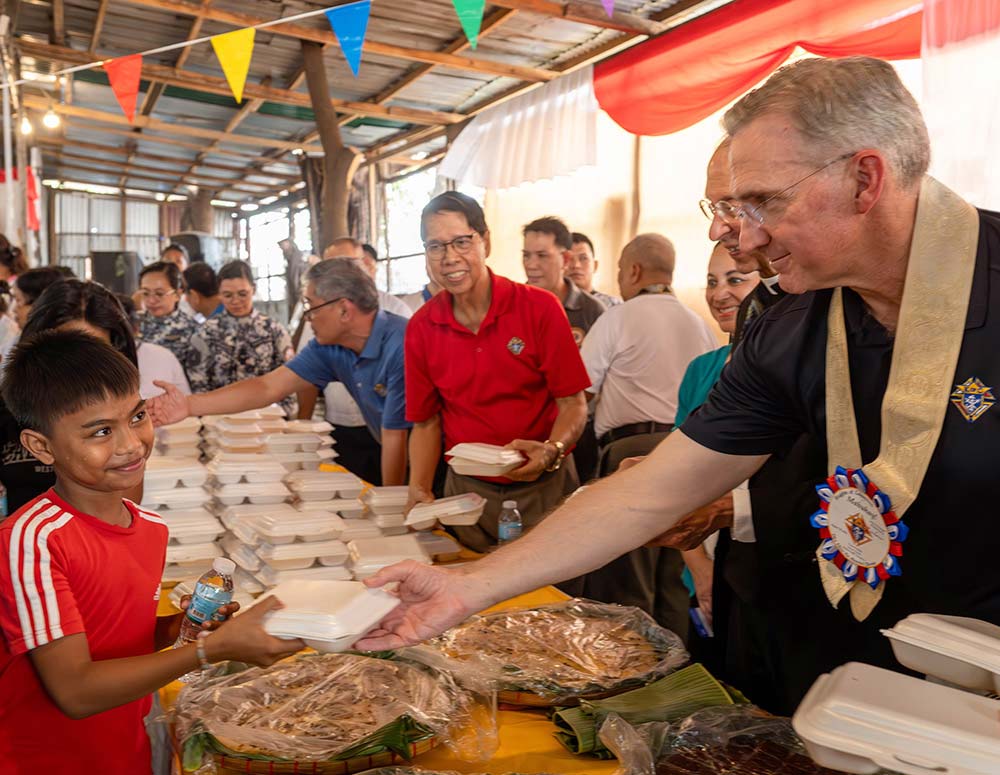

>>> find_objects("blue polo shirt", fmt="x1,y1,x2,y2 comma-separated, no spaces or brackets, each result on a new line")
286,311,410,441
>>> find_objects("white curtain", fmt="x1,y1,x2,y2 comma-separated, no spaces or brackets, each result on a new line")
923,0,1000,208
440,66,598,190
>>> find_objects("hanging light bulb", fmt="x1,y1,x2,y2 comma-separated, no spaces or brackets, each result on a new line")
42,109,60,129
19,116,32,135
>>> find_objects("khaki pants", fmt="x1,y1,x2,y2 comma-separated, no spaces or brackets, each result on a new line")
444,457,579,554
561,430,690,643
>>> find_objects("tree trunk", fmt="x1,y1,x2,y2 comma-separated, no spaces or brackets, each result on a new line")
301,41,360,248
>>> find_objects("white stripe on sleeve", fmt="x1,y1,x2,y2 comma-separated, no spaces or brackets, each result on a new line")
34,512,76,642
8,501,60,650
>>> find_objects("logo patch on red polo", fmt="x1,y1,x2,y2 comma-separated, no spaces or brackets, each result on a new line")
507,336,525,355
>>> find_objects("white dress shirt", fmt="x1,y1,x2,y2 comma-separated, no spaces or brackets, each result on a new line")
138,341,191,399
582,293,718,438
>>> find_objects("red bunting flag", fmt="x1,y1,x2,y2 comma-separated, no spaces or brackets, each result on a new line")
104,54,142,123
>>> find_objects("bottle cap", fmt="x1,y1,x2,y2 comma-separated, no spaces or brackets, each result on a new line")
213,557,236,576
502,500,517,509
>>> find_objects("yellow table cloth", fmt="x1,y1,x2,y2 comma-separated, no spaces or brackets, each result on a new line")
160,586,619,775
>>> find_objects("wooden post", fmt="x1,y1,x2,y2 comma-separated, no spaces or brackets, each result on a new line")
192,189,214,233
301,40,359,248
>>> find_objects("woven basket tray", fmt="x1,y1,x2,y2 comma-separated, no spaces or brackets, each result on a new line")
210,738,438,775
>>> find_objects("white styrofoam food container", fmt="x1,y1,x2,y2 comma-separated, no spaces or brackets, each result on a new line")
882,614,1000,692
212,481,291,506
415,531,462,560
227,542,263,572
255,562,353,588
207,457,287,484
264,432,330,453
793,661,1000,775
445,443,524,465
447,458,521,477
164,510,225,545
145,458,208,490
340,521,383,541
256,539,348,567
406,493,486,527
257,579,400,652
285,419,334,434
348,534,429,567
252,512,345,544
286,470,363,499
219,502,298,530
166,541,221,564
141,486,210,511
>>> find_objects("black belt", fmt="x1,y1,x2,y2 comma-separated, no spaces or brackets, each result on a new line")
598,421,673,448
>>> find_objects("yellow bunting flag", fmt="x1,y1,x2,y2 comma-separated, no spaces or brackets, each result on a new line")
211,28,256,103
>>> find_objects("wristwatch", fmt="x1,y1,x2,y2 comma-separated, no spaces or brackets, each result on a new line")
544,439,566,472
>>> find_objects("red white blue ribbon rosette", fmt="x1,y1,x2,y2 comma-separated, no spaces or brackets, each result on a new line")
811,466,909,589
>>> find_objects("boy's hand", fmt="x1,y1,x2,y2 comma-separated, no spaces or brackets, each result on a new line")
203,596,304,667
177,596,241,631
148,382,191,427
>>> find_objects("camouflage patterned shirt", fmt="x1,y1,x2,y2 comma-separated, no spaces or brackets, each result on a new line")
139,308,199,375
188,308,296,415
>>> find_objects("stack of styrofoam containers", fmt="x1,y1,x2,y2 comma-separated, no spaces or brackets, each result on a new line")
360,486,411,535
153,416,203,459
144,456,221,583
268,419,337,471
347,534,431,580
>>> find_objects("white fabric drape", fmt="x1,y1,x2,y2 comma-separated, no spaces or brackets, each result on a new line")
440,66,598,190
923,0,1000,209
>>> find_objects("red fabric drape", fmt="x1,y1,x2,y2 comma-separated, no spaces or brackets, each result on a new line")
593,0,923,136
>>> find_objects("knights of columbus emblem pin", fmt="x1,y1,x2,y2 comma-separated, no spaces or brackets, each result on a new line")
950,377,996,423
507,337,525,356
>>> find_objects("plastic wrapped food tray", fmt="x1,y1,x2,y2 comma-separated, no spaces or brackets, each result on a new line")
212,482,292,506
174,653,493,773
415,599,689,706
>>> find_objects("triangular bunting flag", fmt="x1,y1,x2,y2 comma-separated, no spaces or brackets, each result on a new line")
601,0,615,17
451,0,486,49
324,0,371,78
211,28,256,103
104,54,142,123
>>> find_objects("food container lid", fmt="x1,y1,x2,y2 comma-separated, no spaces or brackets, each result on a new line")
253,512,345,541
445,442,525,465
347,534,429,565
217,410,263,424
227,542,262,571
166,541,222,564
340,521,383,541
207,457,286,480
881,614,1000,690
257,579,399,642
141,487,210,510
255,563,353,587
372,513,406,528
220,502,298,522
793,662,1000,775
215,419,264,436
285,419,334,434
415,531,462,559
406,493,486,525
160,416,203,433
257,539,348,562
212,482,292,498
154,430,201,446
361,486,409,508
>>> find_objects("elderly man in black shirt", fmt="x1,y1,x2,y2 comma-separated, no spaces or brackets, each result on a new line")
356,57,1000,711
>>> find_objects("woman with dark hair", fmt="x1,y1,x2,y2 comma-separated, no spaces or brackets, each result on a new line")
188,260,296,415
0,280,140,513
138,260,198,374
0,235,28,282
12,266,67,329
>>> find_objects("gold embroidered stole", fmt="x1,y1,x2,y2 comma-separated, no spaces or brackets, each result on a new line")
821,176,979,620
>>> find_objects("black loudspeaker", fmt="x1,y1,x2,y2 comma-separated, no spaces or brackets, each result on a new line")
169,231,224,269
90,251,141,295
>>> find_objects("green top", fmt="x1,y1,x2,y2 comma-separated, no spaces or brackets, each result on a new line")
674,345,731,428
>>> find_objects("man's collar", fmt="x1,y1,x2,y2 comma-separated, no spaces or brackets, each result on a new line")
427,270,512,330
562,277,584,310
358,310,390,360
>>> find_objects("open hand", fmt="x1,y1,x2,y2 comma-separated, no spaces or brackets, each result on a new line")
354,562,480,650
148,381,191,427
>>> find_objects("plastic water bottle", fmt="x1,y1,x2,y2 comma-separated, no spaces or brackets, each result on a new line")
174,558,235,680
497,500,522,546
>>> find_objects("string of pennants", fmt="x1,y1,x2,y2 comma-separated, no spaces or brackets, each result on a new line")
33,0,621,125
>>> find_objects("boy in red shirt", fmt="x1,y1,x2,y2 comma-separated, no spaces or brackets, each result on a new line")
0,331,301,774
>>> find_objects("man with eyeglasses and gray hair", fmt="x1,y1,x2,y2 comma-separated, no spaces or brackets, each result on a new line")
358,56,1000,712
148,259,411,485
404,191,590,553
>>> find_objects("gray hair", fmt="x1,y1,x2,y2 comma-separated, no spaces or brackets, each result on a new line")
623,233,675,282
305,258,378,314
723,57,929,189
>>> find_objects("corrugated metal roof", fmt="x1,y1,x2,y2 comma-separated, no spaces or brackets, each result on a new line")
17,0,721,198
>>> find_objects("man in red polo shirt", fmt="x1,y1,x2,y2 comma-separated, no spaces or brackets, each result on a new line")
406,191,590,552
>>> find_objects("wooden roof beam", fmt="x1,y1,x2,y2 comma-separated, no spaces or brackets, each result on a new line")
50,156,267,194
489,0,666,36
18,40,464,126
35,136,298,181
51,150,271,190
117,0,557,82
22,96,326,152
88,0,110,55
